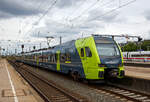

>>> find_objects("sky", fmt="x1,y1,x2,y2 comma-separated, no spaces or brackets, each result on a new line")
0,0,150,54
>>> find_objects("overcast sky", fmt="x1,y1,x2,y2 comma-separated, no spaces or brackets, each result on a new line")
0,0,150,54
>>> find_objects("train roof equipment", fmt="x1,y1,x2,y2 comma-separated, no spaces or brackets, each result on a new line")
92,34,142,42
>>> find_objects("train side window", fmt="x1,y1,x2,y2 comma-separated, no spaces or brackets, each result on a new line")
81,48,84,57
66,53,71,61
85,47,92,57
51,54,56,62
60,53,66,62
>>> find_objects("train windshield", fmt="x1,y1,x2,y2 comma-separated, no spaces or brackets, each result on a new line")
96,43,120,57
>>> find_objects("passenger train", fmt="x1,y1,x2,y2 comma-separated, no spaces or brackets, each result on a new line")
123,51,150,62
16,35,125,81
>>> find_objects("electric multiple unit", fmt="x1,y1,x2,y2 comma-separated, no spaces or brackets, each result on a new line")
17,35,124,81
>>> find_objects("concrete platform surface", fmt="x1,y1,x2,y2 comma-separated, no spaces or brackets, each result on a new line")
125,66,150,80
0,59,44,102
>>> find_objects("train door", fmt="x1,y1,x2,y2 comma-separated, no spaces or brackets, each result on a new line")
80,47,92,72
80,48,87,72
56,51,60,71
84,47,92,71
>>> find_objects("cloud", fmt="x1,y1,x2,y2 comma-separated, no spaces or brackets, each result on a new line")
0,0,43,19
56,0,83,8
144,10,150,21
87,8,120,23
0,11,13,19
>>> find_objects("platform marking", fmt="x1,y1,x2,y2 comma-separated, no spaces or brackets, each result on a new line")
5,61,19,102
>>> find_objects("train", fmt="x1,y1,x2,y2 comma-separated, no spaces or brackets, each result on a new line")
123,51,150,62
16,35,125,81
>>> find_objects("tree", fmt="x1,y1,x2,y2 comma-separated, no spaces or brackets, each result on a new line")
141,41,150,51
122,42,137,51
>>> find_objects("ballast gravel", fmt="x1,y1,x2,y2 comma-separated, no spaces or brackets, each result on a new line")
26,66,124,102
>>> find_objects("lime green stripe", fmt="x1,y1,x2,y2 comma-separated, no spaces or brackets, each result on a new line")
56,50,60,71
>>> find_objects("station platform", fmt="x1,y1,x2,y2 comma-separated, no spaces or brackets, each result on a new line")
0,59,44,102
125,66,150,80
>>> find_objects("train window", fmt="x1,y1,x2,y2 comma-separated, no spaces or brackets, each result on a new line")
60,53,66,62
81,48,84,57
43,55,48,62
69,48,74,53
85,47,92,57
66,53,71,61
50,54,56,63
50,55,53,62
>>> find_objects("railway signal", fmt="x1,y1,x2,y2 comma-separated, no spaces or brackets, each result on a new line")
138,37,142,42
33,46,36,50
21,44,24,53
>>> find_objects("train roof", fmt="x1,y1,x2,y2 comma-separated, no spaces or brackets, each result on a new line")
20,35,115,55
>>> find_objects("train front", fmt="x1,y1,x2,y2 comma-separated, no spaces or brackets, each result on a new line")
94,36,125,79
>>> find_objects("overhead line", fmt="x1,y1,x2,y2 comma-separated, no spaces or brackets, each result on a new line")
37,0,58,24
68,0,116,26
70,0,102,22
21,0,49,36
91,0,136,20
66,0,88,19
23,0,58,39
71,0,136,29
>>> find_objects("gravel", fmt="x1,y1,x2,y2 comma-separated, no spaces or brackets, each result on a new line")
25,66,124,102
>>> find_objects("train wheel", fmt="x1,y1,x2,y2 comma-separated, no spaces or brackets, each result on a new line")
71,71,80,81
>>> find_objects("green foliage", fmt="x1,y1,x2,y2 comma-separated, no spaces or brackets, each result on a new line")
141,41,150,51
121,40,150,51
122,42,137,51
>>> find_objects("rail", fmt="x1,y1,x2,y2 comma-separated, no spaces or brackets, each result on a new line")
8,60,88,102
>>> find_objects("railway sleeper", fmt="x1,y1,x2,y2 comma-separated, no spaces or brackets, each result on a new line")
123,93,135,96
128,94,142,98
112,89,125,93
135,96,148,100
143,99,150,102
52,98,70,101
119,91,130,94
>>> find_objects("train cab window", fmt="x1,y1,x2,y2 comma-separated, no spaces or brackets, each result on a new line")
81,48,84,57
85,47,92,57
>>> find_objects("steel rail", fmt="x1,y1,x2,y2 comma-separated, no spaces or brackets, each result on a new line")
8,60,88,102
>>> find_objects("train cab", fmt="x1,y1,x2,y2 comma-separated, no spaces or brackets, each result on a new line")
75,35,124,80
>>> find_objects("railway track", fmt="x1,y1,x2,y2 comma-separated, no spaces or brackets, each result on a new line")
8,59,150,102
8,60,88,102
90,83,150,102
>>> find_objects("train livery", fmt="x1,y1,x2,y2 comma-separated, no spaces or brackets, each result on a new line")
17,35,125,81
